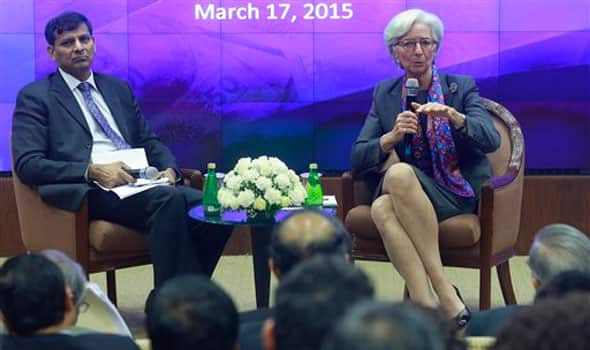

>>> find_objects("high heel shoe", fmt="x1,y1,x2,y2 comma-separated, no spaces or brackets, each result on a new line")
452,285,471,330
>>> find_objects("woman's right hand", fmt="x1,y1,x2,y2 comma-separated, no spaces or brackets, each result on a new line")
380,111,419,152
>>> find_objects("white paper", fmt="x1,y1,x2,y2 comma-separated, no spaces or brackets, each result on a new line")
94,178,170,199
92,148,148,168
323,195,338,207
91,148,170,199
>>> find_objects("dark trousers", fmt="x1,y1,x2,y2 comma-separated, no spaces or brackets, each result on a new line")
88,185,231,286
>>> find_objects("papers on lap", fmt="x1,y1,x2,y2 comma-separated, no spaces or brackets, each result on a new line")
91,148,170,199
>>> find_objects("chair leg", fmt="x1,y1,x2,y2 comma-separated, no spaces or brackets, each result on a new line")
479,264,492,310
497,261,517,305
106,270,117,307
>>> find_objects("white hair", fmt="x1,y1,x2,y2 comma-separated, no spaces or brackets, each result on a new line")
383,8,444,54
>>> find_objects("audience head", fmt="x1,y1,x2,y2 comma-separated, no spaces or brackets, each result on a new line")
44,11,93,46
0,253,75,335
321,301,448,350
527,223,590,289
40,249,88,314
263,254,374,350
269,209,352,279
534,269,590,302
147,275,239,350
492,293,590,350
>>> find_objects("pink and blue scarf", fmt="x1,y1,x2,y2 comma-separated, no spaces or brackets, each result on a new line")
401,67,475,198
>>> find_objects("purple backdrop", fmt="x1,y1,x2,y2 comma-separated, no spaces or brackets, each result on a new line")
1,0,589,173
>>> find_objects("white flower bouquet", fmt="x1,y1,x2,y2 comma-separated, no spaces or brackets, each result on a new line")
217,156,307,219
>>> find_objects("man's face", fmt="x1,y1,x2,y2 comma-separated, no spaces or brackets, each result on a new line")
47,23,95,80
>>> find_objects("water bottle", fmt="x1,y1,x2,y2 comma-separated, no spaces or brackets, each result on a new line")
305,163,323,207
203,162,221,217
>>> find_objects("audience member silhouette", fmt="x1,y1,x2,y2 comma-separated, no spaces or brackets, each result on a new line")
146,275,239,350
262,255,374,350
0,253,138,350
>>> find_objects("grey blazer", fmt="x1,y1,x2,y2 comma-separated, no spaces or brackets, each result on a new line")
350,73,501,199
11,72,180,211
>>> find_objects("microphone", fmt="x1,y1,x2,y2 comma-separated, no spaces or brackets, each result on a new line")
125,166,159,180
404,78,419,161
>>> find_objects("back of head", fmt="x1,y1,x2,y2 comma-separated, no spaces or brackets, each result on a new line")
270,209,352,276
528,224,590,285
147,275,238,350
493,293,590,350
0,254,66,335
273,254,374,350
321,301,446,350
535,270,590,302
41,249,88,310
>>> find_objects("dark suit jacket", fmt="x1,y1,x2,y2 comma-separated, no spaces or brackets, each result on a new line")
0,333,139,350
350,73,501,199
239,307,272,350
11,72,180,211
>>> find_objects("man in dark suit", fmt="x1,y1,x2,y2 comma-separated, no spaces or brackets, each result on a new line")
11,11,231,289
0,253,139,350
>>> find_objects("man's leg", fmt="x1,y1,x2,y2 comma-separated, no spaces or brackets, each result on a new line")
174,186,233,277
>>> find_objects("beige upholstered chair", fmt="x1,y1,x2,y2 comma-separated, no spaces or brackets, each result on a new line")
12,169,203,305
343,98,525,309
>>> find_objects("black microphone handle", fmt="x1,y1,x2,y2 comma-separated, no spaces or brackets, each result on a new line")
404,95,418,160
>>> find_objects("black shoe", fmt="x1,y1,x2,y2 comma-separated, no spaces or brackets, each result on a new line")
451,285,471,329
453,306,472,330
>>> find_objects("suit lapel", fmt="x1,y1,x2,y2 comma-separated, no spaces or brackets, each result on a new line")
440,73,458,107
94,74,131,143
50,73,91,136
385,77,404,131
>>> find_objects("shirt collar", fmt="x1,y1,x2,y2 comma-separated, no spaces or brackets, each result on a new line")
58,68,97,92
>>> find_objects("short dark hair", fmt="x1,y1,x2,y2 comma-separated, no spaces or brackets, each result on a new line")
321,301,447,350
45,11,93,45
0,254,66,335
535,269,590,302
147,275,239,350
493,293,590,350
270,209,352,275
273,255,374,350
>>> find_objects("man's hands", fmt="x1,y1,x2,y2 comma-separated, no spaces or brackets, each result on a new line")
88,161,136,188
158,168,177,185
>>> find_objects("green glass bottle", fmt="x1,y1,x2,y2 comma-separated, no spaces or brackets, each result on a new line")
305,163,323,207
203,162,221,217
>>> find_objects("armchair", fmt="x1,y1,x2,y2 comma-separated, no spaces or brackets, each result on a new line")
12,169,203,306
343,98,525,309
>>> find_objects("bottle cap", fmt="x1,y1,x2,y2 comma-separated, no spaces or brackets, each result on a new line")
309,163,318,170
207,162,216,169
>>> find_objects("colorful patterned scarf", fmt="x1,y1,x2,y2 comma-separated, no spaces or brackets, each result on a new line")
401,67,475,198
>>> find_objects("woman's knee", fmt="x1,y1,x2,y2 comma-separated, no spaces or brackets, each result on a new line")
383,163,418,197
370,195,393,224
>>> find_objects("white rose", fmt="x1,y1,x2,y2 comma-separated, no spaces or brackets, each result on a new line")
243,169,259,182
254,197,267,211
235,157,252,176
217,188,232,207
288,169,300,183
274,173,291,190
264,188,283,206
237,189,255,208
225,173,243,191
228,195,240,210
289,185,306,205
255,177,272,191
281,196,291,207
269,157,288,174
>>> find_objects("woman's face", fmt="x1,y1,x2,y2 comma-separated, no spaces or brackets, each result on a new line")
393,22,437,78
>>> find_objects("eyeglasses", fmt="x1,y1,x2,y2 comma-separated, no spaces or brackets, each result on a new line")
396,38,436,51
78,300,90,313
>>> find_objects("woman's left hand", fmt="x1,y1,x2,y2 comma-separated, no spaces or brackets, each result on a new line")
411,102,466,129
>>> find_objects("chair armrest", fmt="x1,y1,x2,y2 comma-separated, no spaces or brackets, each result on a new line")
180,169,203,190
12,175,89,265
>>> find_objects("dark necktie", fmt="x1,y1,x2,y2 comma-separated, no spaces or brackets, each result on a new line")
78,82,130,149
